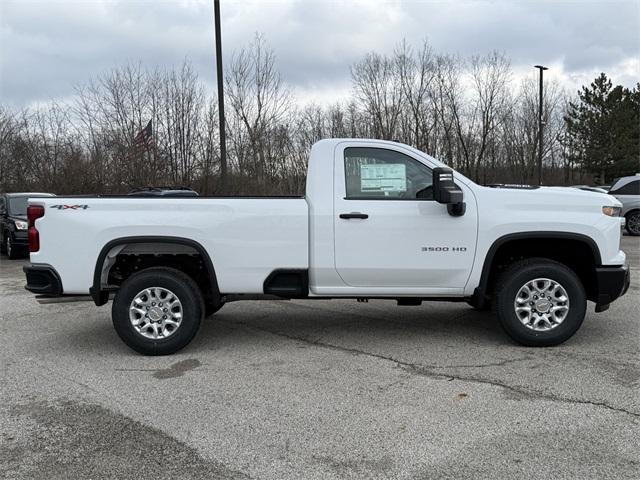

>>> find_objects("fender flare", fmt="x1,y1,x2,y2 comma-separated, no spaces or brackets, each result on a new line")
90,236,221,307
471,231,602,307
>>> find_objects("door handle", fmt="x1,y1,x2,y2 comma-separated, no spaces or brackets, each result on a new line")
339,212,369,219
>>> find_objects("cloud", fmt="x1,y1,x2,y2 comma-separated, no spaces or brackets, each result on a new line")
1,0,638,107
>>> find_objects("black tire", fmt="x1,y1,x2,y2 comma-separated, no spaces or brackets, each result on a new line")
625,211,640,236
494,258,586,347
112,267,204,355
6,234,21,259
0,232,6,254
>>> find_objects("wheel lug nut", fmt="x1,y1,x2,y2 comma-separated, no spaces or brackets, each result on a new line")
163,308,167,312
163,315,167,319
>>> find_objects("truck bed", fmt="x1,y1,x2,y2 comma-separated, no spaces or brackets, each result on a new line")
30,197,309,294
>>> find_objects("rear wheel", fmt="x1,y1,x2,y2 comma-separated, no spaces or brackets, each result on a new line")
112,267,204,355
495,258,586,347
626,211,640,236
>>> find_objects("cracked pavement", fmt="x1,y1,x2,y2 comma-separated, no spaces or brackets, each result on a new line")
1,236,638,479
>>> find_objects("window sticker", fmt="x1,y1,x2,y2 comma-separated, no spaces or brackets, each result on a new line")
360,163,406,193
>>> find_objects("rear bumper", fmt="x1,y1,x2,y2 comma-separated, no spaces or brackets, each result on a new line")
23,264,63,296
594,265,630,311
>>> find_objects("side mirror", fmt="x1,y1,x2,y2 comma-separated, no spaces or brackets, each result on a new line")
415,185,433,200
432,167,466,217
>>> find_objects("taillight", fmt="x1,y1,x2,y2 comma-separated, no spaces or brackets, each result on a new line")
27,205,45,252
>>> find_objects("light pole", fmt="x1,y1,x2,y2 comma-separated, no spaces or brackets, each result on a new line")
214,0,227,191
534,65,548,186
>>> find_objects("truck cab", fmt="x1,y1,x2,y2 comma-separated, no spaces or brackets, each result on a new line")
306,140,478,296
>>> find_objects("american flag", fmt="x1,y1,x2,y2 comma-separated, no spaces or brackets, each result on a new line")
133,120,153,149
127,120,154,162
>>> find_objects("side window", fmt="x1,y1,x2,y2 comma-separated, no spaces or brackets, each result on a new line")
344,147,433,200
610,180,640,196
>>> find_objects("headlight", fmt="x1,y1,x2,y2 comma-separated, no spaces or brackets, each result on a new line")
602,206,621,217
14,220,28,230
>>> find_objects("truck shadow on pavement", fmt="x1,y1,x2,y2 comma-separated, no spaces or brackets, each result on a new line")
45,301,509,355
191,301,512,353
50,299,610,361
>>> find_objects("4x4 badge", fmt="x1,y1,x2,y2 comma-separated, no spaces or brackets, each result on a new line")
50,205,89,210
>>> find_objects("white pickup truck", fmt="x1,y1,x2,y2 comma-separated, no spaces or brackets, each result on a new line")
23,139,629,355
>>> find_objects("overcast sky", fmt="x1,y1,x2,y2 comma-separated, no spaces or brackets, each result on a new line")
1,0,638,108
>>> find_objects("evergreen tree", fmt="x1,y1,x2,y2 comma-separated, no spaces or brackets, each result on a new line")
564,73,639,183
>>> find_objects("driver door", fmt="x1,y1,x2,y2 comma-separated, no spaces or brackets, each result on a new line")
333,144,477,290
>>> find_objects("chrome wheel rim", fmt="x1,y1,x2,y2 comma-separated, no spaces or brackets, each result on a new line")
129,287,183,339
6,237,11,256
514,278,570,332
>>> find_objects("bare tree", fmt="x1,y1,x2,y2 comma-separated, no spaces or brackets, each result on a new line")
395,40,436,152
152,61,206,186
0,37,598,196
225,34,293,188
351,51,403,140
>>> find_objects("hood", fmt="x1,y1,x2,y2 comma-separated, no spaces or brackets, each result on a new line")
479,185,621,208
538,186,621,206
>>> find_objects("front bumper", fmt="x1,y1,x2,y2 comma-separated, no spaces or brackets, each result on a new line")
12,230,28,246
24,264,63,296
594,265,630,312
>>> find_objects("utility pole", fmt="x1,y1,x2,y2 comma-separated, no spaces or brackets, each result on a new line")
534,65,548,186
214,0,227,191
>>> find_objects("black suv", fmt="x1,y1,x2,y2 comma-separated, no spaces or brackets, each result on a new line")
0,193,55,259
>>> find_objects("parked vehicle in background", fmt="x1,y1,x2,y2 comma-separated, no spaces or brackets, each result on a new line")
1,193,56,259
22,139,629,355
608,175,640,236
128,187,199,197
571,185,609,194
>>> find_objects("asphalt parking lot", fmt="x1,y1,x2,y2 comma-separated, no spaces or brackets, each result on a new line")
1,237,638,480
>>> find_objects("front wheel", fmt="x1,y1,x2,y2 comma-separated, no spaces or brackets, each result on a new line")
626,211,640,236
112,267,204,355
494,258,586,347
6,235,20,259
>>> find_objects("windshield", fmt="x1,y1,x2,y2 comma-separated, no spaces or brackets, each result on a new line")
8,197,29,216
7,195,54,215
608,179,621,192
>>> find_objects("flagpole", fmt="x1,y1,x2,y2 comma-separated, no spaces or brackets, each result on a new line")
214,0,227,192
